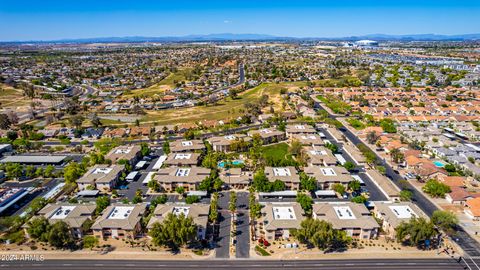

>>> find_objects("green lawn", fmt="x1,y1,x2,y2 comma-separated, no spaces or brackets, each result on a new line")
262,142,297,166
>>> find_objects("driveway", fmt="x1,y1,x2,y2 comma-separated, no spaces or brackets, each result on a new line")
215,191,231,258
235,191,250,258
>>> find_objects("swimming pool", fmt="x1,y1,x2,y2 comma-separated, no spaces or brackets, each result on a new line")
218,160,244,168
433,161,445,168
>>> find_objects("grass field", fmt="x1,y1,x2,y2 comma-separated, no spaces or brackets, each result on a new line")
138,81,306,125
0,84,30,108
262,142,297,165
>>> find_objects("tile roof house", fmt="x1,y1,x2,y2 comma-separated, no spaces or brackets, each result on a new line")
373,202,427,238
465,197,480,220
207,134,252,153
92,203,147,239
247,128,286,144
446,187,473,205
169,140,206,153
147,203,210,240
303,146,338,167
261,202,305,240
219,168,252,189
77,165,125,192
164,152,200,167
291,134,324,146
264,167,300,190
154,166,211,192
285,124,317,138
304,166,353,190
106,145,141,165
312,202,379,239
26,203,96,239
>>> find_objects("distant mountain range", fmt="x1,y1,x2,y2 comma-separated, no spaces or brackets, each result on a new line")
4,33,480,43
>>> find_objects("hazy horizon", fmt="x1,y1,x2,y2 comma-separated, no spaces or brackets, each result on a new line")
1,0,479,41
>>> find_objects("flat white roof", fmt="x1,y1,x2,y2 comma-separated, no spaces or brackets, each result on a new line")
174,153,192,159
310,150,327,156
224,135,236,140
107,206,135,220
92,167,113,175
181,141,193,146
294,125,306,130
126,171,139,180
114,148,131,154
50,205,76,220
334,206,356,220
175,168,191,177
259,191,297,197
261,129,272,134
301,135,316,139
152,155,167,170
272,206,296,220
172,206,190,217
321,168,337,176
0,155,67,164
315,190,337,196
334,154,347,165
465,143,480,152
143,171,156,184
351,175,365,184
43,183,66,200
389,205,417,219
135,160,147,168
273,167,291,177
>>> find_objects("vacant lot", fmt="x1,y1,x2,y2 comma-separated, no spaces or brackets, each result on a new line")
0,84,30,108
139,82,305,125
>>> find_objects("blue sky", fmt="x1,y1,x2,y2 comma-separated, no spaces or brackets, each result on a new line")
1,0,479,41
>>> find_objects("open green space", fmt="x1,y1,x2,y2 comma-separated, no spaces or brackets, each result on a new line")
138,82,304,125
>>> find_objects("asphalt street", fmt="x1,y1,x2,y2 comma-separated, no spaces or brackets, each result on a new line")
0,258,469,270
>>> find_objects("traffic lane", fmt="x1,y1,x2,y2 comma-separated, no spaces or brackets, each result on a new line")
1,258,467,270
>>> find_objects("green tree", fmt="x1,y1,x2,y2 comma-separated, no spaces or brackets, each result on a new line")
292,219,350,250
343,161,356,172
47,221,74,249
422,179,451,198
299,172,317,192
395,217,436,247
148,213,197,250
400,190,413,201
185,195,200,204
348,180,361,192
175,186,185,195
229,191,237,213
332,183,346,196
27,217,50,242
325,142,338,153
44,165,55,178
140,142,150,157
296,193,314,216
148,179,160,192
288,139,303,156
431,210,458,234
95,196,110,215
271,179,286,191
63,162,83,184
83,235,99,249
351,195,367,204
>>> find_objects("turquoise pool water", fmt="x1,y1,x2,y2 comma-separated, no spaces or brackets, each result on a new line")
218,160,244,168
433,161,445,167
